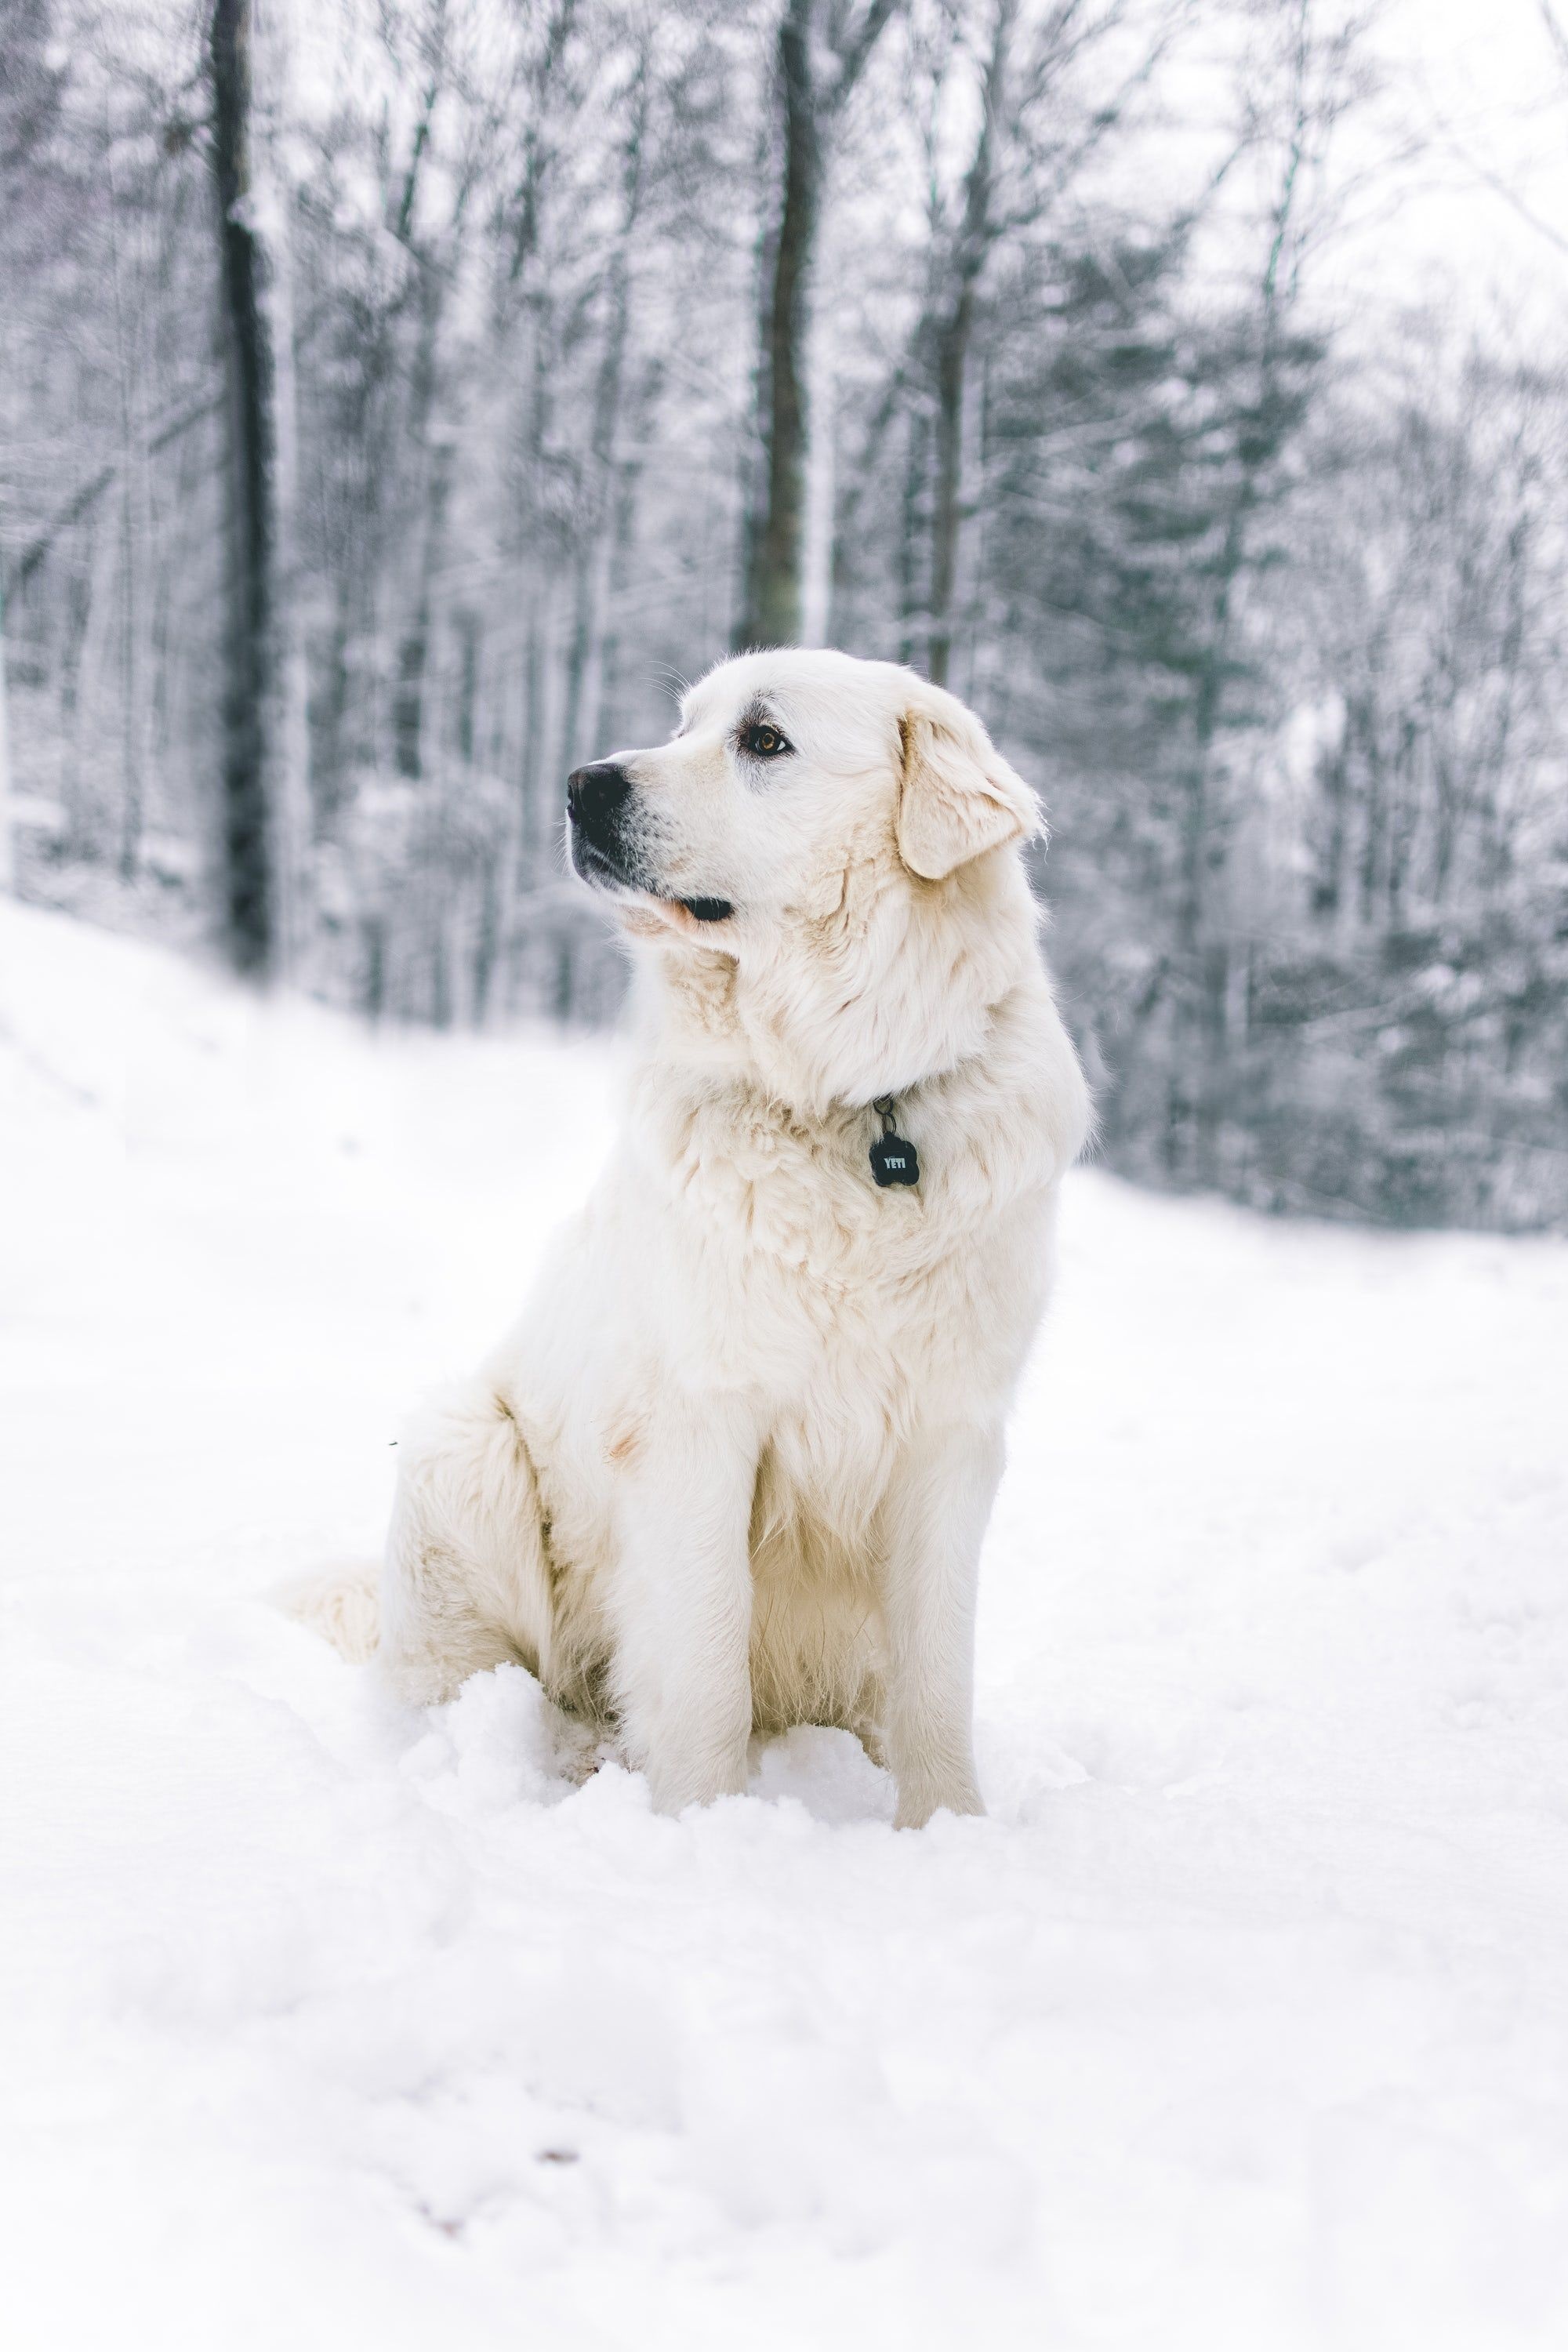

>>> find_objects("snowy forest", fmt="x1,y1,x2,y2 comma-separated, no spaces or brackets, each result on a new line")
3,0,1566,1230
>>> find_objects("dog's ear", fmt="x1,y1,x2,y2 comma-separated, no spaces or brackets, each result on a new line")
895,685,1040,881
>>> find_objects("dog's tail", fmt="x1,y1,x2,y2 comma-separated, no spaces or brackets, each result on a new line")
275,1559,382,1664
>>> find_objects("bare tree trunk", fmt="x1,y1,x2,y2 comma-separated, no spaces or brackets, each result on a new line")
800,336,836,644
562,64,644,765
1174,0,1324,1186
394,432,453,782
0,574,13,896
587,439,641,754
897,401,929,667
926,298,970,688
267,148,310,977
393,252,451,780
471,844,500,1025
104,132,154,883
67,525,114,855
455,609,479,764
738,0,897,649
561,390,622,767
314,586,354,829
1176,488,1247,1185
209,0,276,975
511,296,561,913
927,0,1012,688
1311,723,1348,920
739,0,818,649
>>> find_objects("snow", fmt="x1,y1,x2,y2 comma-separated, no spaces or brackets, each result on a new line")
3,898,1567,2352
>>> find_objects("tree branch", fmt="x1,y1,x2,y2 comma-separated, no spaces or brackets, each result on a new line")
1541,0,1568,76
5,392,223,601
828,0,901,114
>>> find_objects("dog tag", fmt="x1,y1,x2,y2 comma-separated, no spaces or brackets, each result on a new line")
870,1130,920,1188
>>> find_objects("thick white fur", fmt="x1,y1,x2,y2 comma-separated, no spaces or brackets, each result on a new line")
367,651,1090,1827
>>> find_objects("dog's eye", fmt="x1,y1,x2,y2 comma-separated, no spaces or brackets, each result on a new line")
740,722,791,760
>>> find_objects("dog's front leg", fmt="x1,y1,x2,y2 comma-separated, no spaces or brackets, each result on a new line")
880,1423,1004,1828
607,1394,757,1813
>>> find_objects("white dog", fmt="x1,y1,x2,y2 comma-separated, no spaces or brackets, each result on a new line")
330,650,1088,1827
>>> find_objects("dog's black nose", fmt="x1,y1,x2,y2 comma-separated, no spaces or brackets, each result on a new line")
567,761,631,839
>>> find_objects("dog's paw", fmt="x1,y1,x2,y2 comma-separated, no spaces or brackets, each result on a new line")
894,1779,985,1831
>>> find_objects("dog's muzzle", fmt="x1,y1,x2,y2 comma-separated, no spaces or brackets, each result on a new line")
566,760,734,922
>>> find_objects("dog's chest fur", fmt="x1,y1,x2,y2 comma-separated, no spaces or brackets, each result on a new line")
626,1008,1063,1431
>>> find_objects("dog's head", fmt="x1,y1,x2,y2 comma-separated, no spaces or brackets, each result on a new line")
566,649,1043,1101
568,649,1038,930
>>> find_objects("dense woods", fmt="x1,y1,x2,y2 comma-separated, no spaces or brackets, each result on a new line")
2,0,1566,1228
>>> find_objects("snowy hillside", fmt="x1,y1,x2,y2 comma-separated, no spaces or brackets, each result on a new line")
3,901,1567,2352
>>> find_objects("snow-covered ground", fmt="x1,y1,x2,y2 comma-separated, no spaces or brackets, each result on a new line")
3,900,1567,2352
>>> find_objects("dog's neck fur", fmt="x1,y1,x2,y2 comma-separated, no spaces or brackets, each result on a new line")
627,844,1043,1122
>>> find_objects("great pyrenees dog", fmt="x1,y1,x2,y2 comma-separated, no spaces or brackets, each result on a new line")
322,649,1089,1827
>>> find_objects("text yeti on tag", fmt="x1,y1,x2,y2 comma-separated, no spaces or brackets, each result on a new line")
870,1131,920,1188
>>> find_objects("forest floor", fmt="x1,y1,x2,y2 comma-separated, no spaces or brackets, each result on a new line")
4,900,1568,2352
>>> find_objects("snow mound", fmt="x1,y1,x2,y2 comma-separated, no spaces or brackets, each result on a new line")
3,901,1568,2350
